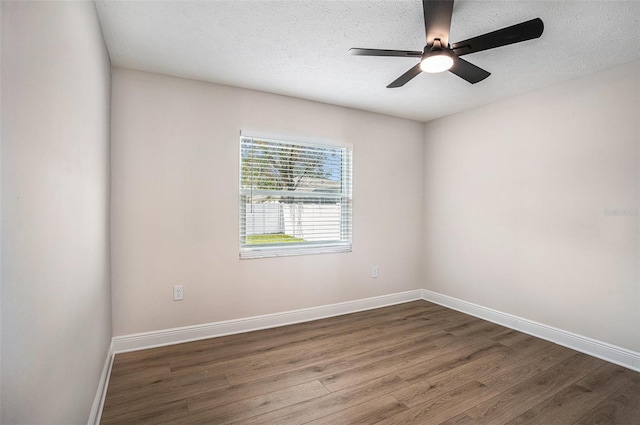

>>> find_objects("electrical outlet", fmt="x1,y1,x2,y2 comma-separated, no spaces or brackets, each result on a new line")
173,285,184,301
371,266,378,278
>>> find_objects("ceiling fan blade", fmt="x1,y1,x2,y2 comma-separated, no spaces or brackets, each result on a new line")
387,63,422,88
349,48,422,58
451,18,544,56
449,57,490,84
423,0,454,46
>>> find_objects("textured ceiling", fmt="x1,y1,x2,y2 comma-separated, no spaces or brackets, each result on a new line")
95,0,640,122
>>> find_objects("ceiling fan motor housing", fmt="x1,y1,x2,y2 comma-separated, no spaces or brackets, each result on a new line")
421,39,455,73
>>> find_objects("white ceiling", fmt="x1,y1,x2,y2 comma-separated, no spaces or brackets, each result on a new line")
95,0,640,122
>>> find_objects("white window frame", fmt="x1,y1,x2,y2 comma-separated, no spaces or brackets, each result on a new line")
239,135,353,259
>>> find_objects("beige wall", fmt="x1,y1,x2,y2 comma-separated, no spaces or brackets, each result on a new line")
423,61,640,352
1,1,112,423
110,68,424,336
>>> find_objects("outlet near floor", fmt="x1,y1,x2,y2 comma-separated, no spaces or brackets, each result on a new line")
173,285,184,301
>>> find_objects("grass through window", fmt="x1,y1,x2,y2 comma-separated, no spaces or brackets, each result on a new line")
246,234,305,245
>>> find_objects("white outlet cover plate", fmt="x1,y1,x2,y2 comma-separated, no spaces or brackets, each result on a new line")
173,285,184,301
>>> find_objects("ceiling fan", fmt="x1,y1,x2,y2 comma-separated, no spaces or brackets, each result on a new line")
350,0,544,88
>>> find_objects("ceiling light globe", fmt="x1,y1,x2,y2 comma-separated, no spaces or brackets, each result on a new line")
420,54,454,73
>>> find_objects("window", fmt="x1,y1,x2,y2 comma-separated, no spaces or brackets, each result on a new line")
239,135,353,259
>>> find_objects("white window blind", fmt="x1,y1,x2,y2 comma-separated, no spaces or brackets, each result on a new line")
239,135,352,259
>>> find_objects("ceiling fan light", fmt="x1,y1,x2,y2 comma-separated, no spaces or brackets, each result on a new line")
420,53,454,73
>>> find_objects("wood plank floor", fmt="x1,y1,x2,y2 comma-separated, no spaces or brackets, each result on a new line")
100,301,640,424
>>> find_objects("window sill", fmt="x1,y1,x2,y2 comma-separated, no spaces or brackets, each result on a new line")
239,243,352,259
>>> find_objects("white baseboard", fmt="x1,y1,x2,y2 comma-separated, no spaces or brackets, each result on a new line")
111,288,640,372
421,289,640,373
100,285,640,425
87,340,115,425
112,290,422,353
96,288,639,422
